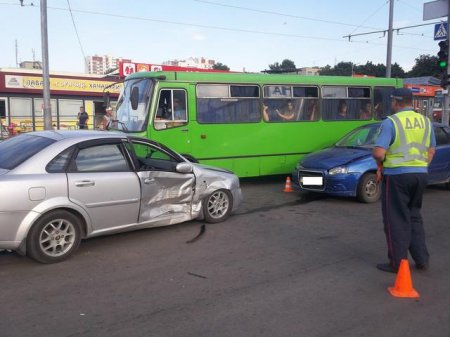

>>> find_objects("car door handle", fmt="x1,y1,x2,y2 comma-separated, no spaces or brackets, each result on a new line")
144,178,155,184
74,180,95,187
181,128,188,132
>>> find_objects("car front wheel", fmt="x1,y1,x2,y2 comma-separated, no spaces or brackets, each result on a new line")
357,173,381,203
203,189,233,223
27,210,82,263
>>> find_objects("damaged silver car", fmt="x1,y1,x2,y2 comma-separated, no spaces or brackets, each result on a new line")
0,131,242,263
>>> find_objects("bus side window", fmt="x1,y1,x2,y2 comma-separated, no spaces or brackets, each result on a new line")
196,84,260,124
374,87,395,120
322,86,372,121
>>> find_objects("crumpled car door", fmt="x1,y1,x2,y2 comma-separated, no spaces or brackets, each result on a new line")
137,170,195,226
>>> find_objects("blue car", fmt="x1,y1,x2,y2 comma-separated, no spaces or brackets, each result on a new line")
292,122,450,203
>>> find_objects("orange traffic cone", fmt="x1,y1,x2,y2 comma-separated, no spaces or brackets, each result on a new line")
388,259,420,298
283,176,294,193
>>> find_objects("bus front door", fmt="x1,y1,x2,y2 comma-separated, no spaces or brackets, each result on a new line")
151,86,192,158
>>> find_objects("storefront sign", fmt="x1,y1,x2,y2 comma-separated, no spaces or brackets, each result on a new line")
5,75,121,93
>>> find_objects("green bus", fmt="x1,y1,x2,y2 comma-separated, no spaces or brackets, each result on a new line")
112,71,402,177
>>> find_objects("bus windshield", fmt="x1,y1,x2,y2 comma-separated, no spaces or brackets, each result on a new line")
115,78,153,132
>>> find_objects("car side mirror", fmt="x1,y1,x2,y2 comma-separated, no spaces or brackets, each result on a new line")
131,86,139,110
176,162,193,174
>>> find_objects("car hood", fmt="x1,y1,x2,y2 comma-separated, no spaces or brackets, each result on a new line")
300,147,372,170
193,163,234,175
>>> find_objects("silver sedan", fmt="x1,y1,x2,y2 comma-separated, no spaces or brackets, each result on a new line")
0,131,242,263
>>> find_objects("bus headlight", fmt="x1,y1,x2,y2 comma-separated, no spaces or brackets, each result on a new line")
328,166,348,175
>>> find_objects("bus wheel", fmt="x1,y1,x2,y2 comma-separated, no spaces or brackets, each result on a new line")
203,189,233,223
182,154,198,163
27,210,82,263
357,173,381,203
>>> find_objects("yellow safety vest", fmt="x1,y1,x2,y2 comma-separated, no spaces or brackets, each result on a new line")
383,111,431,168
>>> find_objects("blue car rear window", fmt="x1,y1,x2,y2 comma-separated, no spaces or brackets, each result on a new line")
0,134,56,170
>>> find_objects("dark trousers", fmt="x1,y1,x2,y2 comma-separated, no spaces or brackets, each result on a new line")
381,173,429,268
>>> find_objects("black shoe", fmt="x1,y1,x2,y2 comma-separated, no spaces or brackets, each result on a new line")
376,263,398,274
415,263,429,271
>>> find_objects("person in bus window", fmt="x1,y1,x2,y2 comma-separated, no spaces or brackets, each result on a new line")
263,102,270,121
359,101,372,120
262,101,279,122
276,100,295,121
304,99,318,121
173,98,186,120
336,100,348,120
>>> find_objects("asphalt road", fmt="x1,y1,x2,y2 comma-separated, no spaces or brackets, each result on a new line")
1,177,449,337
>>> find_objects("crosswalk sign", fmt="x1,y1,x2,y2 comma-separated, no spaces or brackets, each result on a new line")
434,22,448,41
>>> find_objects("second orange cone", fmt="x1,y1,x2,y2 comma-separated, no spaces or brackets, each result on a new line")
283,176,294,192
388,259,420,298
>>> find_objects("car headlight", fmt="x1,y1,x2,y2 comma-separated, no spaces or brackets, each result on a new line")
295,163,304,170
328,166,348,175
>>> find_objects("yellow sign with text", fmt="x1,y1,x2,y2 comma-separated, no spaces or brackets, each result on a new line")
5,75,122,93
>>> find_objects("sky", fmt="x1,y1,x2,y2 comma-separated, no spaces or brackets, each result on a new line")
0,0,446,74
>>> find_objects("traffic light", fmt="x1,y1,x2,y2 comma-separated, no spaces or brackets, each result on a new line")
438,40,449,88
438,40,449,68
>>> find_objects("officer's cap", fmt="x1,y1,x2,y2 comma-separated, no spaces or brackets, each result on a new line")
390,88,413,101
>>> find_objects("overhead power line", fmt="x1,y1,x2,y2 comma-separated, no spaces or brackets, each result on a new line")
1,1,436,53
348,0,389,35
193,0,384,31
66,0,88,69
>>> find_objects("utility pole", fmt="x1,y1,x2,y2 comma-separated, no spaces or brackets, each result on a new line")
443,0,450,126
15,40,18,67
40,0,52,130
386,0,394,78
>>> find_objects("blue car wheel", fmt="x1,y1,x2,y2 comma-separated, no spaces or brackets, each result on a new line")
357,173,381,203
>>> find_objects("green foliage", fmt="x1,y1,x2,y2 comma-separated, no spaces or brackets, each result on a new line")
265,54,440,78
268,59,297,73
212,62,230,71
407,54,440,77
319,61,405,78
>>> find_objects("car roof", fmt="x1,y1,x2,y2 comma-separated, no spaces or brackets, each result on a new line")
22,130,127,141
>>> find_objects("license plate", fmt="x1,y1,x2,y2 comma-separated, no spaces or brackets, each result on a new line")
301,176,323,186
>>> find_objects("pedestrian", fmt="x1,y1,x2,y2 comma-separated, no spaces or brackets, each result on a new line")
372,88,436,273
77,106,89,129
102,106,113,130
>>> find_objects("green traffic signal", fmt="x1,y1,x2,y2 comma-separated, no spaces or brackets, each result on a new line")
438,40,449,70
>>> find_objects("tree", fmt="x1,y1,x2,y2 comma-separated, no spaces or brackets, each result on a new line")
407,54,440,77
212,62,230,71
320,61,406,78
267,59,297,73
319,61,353,76
354,62,386,77
391,63,406,78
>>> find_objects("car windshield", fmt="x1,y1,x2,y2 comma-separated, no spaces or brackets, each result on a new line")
0,134,56,170
115,78,153,133
335,124,381,148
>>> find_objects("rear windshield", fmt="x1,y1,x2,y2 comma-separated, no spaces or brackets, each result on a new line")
0,134,56,170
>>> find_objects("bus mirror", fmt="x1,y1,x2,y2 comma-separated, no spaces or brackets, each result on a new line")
103,91,110,108
131,87,139,110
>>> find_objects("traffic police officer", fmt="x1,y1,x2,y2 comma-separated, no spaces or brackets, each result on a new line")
372,88,436,273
